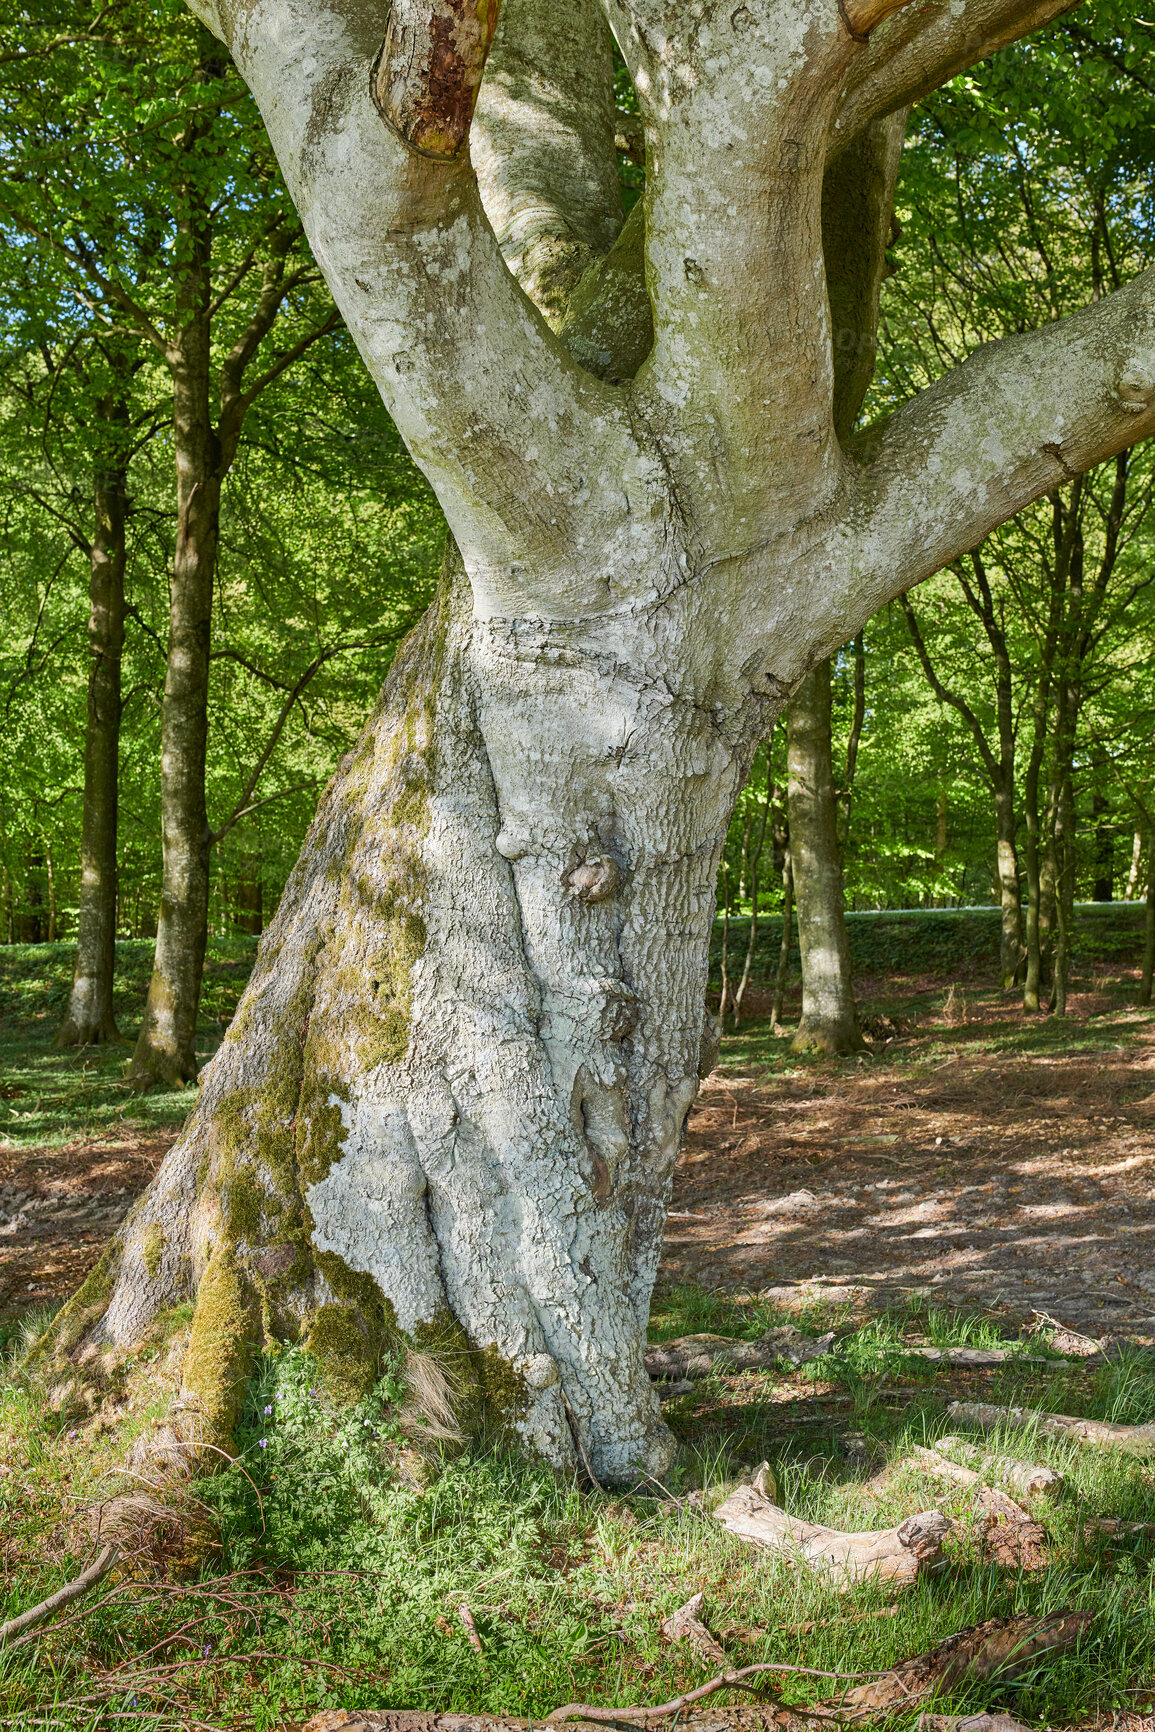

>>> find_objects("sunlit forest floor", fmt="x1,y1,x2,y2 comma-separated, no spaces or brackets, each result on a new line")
2,943,1155,1730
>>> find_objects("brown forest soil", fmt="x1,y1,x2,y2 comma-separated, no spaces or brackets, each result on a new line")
3,968,1155,1342
667,970,1155,1342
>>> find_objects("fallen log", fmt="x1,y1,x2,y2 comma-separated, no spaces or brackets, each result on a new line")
284,1611,1090,1732
902,1348,1046,1368
837,1609,1091,1713
933,1436,1063,1499
646,1327,834,1381
947,1399,1155,1455
863,1449,1048,1571
714,1465,949,1585
919,1715,1031,1732
868,1446,1029,1515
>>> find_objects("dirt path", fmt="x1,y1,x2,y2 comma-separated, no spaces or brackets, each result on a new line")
667,1005,1155,1341
3,991,1155,1341
0,1127,175,1321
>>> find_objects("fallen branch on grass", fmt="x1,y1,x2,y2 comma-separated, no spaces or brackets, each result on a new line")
0,1543,119,1647
645,1327,834,1381
933,1436,1063,1499
660,1592,728,1666
864,1447,1048,1571
836,1609,1091,1714
947,1399,1155,1455
714,1464,949,1585
919,1714,1031,1732
285,1610,1090,1732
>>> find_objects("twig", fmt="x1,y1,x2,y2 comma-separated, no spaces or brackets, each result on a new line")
548,1658,891,1724
458,1602,484,1654
0,1544,119,1647
563,1397,605,1494
0,1580,129,1654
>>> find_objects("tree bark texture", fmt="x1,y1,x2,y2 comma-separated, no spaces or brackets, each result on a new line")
56,392,130,1048
787,663,864,1054
40,0,1155,1477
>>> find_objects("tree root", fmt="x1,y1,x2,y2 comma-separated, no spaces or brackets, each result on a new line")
714,1465,949,1585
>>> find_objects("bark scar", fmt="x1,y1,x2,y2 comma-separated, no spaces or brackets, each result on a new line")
371,0,502,161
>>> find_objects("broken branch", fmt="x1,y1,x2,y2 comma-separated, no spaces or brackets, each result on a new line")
714,1467,948,1586
660,1592,728,1667
0,1543,119,1647
947,1399,1155,1455
934,1436,1063,1499
646,1327,834,1382
372,0,502,160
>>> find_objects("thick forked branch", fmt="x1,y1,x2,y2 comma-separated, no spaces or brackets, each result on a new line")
471,0,623,326
817,267,1155,654
568,1,1077,391
186,0,639,597
604,0,864,524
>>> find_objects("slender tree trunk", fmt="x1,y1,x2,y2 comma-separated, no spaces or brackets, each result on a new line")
57,398,129,1047
733,762,771,1027
128,167,220,1089
719,858,732,1026
1126,828,1143,899
994,776,1022,991
1142,828,1154,1006
1092,775,1113,901
772,849,794,1031
1022,675,1050,1012
787,661,863,1053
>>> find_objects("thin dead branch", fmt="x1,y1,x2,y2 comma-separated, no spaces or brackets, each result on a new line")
0,1543,119,1648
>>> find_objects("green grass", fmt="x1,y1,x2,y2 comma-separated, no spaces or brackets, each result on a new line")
0,939,256,1148
3,1308,1155,1731
2,937,1154,1727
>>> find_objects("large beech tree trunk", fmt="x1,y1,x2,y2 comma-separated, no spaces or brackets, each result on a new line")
787,661,864,1054
37,0,1155,1481
59,561,748,1480
56,391,130,1048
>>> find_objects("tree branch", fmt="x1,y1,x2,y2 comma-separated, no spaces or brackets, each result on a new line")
899,593,999,783
830,266,1155,648
188,0,636,594
833,0,1082,156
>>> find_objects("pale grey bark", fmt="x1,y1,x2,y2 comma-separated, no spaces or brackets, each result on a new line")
44,0,1155,1480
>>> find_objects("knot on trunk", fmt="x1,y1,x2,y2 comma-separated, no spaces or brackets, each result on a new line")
563,854,624,903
